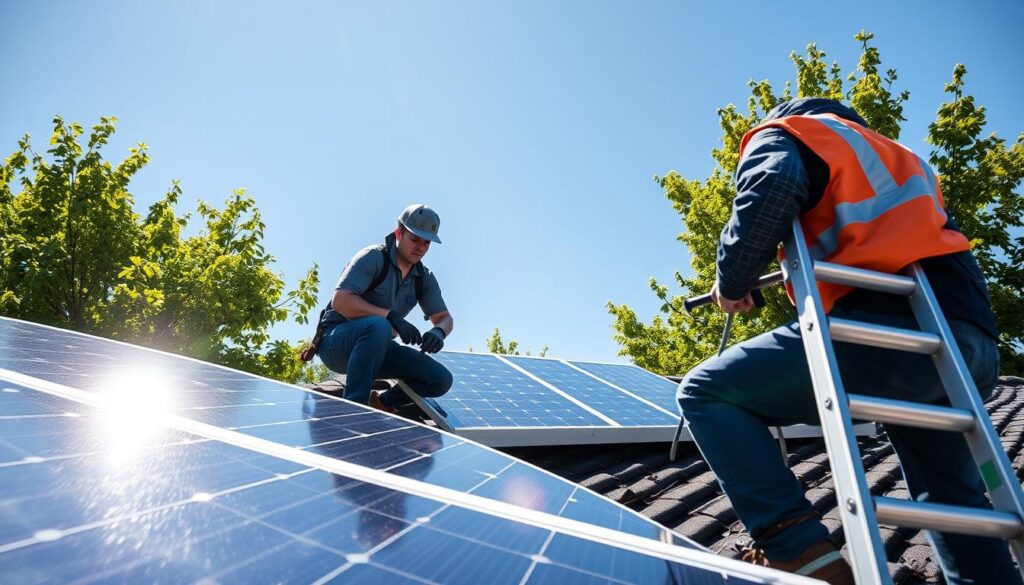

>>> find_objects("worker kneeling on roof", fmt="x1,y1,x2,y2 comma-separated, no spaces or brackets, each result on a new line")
677,98,1015,585
310,203,453,413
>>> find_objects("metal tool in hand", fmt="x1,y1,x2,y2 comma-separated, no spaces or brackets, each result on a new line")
713,286,766,356
669,280,785,463
717,313,734,357
683,271,783,312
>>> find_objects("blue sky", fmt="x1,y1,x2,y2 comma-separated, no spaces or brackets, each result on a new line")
2,1,1022,365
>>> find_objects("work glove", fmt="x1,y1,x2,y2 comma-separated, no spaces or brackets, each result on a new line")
386,311,422,345
420,327,446,354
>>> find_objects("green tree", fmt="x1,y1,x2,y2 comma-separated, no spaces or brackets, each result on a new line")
927,64,1024,374
0,116,320,382
297,360,334,385
609,31,1024,376
485,328,548,357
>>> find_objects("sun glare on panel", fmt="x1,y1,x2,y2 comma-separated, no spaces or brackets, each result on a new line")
499,476,547,512
95,367,175,467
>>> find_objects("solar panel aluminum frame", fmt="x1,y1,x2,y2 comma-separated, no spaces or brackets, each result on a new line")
392,380,457,432
452,420,863,449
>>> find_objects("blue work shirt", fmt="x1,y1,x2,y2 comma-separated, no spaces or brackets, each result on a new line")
322,243,447,326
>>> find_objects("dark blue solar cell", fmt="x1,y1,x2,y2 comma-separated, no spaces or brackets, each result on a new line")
0,381,770,585
506,356,677,426
430,352,608,428
569,361,681,414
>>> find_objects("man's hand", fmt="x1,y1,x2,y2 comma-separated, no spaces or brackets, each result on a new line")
386,311,422,345
420,327,446,354
711,282,755,313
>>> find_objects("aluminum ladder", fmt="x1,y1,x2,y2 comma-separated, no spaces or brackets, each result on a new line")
780,218,1024,584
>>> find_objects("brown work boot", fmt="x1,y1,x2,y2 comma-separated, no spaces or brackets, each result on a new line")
368,389,397,414
741,540,854,585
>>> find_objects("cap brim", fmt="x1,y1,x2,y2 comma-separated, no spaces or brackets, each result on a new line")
407,226,441,244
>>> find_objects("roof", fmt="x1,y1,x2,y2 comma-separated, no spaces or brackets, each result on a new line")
505,376,1024,584
305,374,1024,583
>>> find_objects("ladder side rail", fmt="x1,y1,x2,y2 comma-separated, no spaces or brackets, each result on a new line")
783,220,892,585
904,263,1024,562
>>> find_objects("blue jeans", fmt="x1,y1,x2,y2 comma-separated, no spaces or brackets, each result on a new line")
677,307,1017,585
317,316,452,407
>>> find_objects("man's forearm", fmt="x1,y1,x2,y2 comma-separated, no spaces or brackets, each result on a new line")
717,129,809,299
331,290,389,319
430,313,453,338
717,194,801,299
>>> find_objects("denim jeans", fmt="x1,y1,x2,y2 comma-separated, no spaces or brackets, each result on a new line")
317,316,453,407
677,307,1017,585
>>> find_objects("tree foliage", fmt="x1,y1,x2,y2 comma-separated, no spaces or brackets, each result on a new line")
609,31,1024,376
0,116,321,382
927,64,1024,374
485,328,548,357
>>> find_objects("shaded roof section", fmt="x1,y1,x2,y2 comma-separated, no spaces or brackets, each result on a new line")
506,377,1024,584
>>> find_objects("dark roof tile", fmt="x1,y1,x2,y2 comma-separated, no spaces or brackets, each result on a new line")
579,472,620,493
791,460,829,484
805,487,836,513
675,514,727,543
691,495,738,525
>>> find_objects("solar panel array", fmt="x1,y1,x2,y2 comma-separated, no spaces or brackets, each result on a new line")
0,317,802,584
401,351,846,447
410,352,683,446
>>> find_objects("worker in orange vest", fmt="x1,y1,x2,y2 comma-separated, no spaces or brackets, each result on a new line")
676,98,1014,585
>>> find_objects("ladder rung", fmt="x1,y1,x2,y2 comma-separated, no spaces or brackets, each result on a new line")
830,318,942,354
813,261,917,295
848,394,976,432
875,496,1023,539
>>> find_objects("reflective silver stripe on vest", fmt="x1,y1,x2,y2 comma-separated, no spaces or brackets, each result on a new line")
805,115,945,258
916,153,949,218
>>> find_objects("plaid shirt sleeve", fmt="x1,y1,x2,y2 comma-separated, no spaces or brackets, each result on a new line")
716,128,812,300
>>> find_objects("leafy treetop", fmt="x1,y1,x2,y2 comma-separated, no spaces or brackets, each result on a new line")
0,116,321,382
608,31,1024,376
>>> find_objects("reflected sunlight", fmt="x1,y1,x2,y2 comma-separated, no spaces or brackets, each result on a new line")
499,476,547,511
95,366,175,467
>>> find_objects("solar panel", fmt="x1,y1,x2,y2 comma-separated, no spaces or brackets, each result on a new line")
402,352,680,446
505,356,677,426
568,360,681,414
0,318,803,584
566,360,872,442
0,318,670,538
428,352,608,428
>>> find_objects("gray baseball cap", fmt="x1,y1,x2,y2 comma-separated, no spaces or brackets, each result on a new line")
397,203,442,243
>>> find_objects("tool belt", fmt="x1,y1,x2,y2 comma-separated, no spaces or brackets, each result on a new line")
300,308,329,362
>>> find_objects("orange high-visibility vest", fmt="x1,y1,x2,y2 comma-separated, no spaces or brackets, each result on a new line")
738,113,970,313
